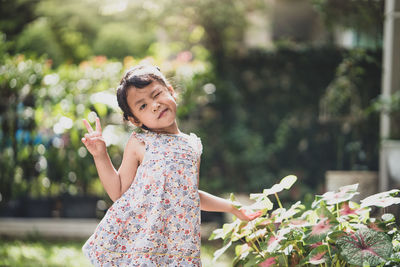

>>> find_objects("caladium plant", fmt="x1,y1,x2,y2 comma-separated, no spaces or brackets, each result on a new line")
336,228,392,266
209,176,400,266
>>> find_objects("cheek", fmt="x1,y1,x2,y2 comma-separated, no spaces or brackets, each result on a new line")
166,94,177,105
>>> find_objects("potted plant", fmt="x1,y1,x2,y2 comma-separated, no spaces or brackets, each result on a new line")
209,175,400,266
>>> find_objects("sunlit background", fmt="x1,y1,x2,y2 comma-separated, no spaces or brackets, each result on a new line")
1,0,399,266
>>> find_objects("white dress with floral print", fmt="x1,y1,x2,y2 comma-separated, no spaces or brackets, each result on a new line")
82,131,203,266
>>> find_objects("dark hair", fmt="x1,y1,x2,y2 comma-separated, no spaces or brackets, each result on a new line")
116,64,171,129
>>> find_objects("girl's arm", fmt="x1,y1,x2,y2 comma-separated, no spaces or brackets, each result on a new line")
196,159,261,221
82,117,142,202
199,190,261,221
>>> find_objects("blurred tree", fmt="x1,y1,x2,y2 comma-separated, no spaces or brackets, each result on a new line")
0,0,39,41
0,55,48,202
93,23,154,59
164,0,267,71
0,0,385,202
15,18,64,66
311,0,384,48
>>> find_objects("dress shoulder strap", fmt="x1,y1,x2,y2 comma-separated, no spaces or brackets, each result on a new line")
189,133,203,158
129,131,156,145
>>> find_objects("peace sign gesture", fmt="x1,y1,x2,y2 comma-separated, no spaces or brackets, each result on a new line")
81,117,106,157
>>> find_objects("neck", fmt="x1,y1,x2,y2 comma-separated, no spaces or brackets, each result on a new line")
150,121,181,135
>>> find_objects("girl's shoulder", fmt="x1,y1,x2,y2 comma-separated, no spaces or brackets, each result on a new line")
123,131,146,164
129,131,148,142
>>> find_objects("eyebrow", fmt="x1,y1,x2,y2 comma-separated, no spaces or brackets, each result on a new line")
134,88,161,107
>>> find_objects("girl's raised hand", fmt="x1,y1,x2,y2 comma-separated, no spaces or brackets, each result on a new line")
81,117,106,157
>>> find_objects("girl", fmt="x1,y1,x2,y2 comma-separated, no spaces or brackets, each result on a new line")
81,64,261,266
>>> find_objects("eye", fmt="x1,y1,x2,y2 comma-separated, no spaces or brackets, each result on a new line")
155,91,162,97
139,104,146,110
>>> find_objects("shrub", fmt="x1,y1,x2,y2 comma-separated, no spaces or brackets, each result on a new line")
209,176,400,266
0,53,211,206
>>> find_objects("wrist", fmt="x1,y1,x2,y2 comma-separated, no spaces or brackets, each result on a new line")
93,150,108,161
229,203,239,214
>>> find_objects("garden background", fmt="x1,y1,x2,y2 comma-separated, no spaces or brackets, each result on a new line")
0,0,396,266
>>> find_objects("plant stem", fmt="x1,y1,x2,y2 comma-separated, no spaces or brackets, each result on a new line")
327,243,332,258
336,202,340,218
249,239,261,254
254,235,264,258
294,243,303,257
336,202,341,230
275,192,283,209
282,252,288,267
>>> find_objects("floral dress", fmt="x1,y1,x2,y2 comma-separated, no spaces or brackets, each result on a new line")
82,131,203,266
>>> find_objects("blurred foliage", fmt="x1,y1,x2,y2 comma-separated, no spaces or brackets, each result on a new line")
0,43,211,205
319,48,382,169
0,0,39,40
0,52,48,203
0,238,231,267
311,0,384,38
0,0,267,66
0,0,385,209
196,47,381,194
369,90,400,139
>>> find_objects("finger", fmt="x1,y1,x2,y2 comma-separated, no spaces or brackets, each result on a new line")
95,117,102,133
82,119,94,133
81,137,89,147
91,136,106,143
249,211,262,220
89,132,102,139
249,211,262,216
87,132,97,138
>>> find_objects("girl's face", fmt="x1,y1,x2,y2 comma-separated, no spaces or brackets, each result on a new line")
126,81,179,134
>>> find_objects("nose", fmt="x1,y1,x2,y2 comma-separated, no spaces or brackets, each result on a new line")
152,102,160,112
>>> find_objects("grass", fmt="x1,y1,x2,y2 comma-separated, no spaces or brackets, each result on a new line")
0,237,234,267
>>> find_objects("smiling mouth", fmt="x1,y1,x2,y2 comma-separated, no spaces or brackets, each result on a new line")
158,108,168,119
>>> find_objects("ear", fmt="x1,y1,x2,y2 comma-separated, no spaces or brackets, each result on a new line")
167,85,177,100
127,116,142,128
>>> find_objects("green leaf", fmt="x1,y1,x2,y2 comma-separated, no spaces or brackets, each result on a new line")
243,254,264,267
381,213,395,223
223,221,236,236
320,183,359,205
316,203,337,223
274,201,304,222
230,193,243,209
389,252,400,262
327,230,347,243
265,232,285,253
212,240,232,262
245,228,267,243
234,243,253,260
258,256,277,267
300,244,329,265
232,221,253,241
304,218,335,244
360,189,400,208
249,197,273,211
209,228,224,240
263,184,284,196
250,193,264,200
336,228,393,266
279,175,297,189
